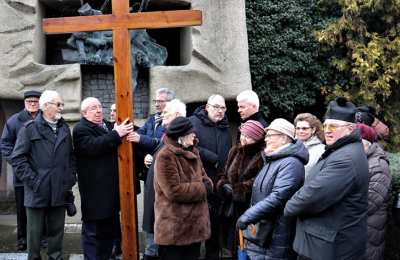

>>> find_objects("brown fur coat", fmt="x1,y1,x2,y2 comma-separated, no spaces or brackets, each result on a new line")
218,141,265,203
154,136,211,245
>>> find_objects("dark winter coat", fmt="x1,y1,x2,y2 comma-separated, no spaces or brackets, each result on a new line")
1,109,38,186
366,143,391,260
73,117,121,221
217,140,265,251
137,113,165,154
239,140,308,259
189,106,232,182
142,140,164,233
154,136,211,245
11,114,76,208
284,131,369,260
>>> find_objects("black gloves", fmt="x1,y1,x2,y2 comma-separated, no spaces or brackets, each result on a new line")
65,190,77,217
236,215,248,230
203,179,213,195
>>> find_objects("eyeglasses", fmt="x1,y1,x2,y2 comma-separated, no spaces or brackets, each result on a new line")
48,102,65,108
295,127,312,131
152,99,166,104
323,123,350,132
207,103,227,111
265,133,283,138
25,100,39,104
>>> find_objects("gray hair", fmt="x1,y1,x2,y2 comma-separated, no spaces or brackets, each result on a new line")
81,97,101,112
164,99,186,117
236,90,260,109
39,90,61,110
207,94,225,104
156,88,176,101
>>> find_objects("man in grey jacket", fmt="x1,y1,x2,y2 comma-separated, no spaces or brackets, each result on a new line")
284,97,369,260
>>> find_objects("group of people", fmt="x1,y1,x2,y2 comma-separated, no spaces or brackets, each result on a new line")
0,87,392,260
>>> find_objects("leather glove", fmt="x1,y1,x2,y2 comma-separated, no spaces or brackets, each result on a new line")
65,191,77,217
203,179,213,195
236,215,248,230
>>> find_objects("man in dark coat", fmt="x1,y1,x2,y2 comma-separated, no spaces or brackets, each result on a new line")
73,97,133,260
284,97,369,260
236,90,268,128
1,90,41,251
189,94,232,260
131,99,187,260
11,90,76,260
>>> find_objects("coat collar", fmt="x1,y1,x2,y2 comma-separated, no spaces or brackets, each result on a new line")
34,114,69,149
321,130,361,159
192,105,230,129
80,117,110,134
163,136,199,160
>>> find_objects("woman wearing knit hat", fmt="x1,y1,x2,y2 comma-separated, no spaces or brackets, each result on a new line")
216,120,266,255
236,118,309,260
153,117,213,260
294,113,325,176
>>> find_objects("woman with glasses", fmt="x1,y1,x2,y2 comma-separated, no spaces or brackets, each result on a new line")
236,118,308,260
294,113,325,176
216,120,265,256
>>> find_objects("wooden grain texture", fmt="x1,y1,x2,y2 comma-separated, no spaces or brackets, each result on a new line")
43,10,202,34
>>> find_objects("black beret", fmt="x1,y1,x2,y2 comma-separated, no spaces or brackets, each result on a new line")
24,90,41,99
325,97,356,123
166,117,194,139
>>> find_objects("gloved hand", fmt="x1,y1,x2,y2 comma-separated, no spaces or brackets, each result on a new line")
65,190,77,217
222,183,233,198
203,179,213,195
236,215,248,230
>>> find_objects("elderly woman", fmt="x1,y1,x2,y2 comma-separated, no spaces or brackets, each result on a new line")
217,120,266,253
294,113,325,175
357,124,391,260
153,117,212,260
236,118,308,260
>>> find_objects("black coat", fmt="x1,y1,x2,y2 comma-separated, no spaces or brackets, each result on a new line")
11,114,76,208
73,117,122,221
189,106,232,182
284,131,369,260
1,109,37,186
239,140,308,259
142,141,164,233
241,111,268,128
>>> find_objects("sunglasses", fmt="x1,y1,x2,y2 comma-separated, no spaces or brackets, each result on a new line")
323,123,350,132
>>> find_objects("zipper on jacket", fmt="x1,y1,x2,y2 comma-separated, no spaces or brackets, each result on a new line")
259,162,271,193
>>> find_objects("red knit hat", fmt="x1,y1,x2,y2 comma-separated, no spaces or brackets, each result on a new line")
240,120,265,141
356,123,377,143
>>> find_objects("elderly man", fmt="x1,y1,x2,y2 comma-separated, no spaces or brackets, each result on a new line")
73,97,133,260
284,97,369,260
109,103,116,123
1,90,41,251
189,94,232,260
11,90,76,260
236,90,268,127
130,99,186,260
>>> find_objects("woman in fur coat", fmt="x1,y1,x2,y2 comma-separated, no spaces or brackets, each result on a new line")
217,120,266,253
153,117,213,260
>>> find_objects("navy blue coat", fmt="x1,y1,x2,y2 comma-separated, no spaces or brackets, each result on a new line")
11,115,76,208
189,106,232,182
1,109,37,186
137,113,165,154
284,131,369,260
73,118,122,221
239,140,308,259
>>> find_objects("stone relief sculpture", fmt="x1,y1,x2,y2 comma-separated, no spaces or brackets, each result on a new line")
62,2,168,89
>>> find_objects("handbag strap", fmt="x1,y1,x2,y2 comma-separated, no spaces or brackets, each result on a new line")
239,230,244,250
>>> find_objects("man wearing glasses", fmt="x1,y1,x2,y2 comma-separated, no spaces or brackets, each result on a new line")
189,94,232,260
284,97,369,260
11,90,76,259
1,90,41,251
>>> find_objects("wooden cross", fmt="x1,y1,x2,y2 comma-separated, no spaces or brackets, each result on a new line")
43,1,202,259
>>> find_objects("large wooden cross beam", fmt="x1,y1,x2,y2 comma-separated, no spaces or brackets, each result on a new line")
43,1,202,259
